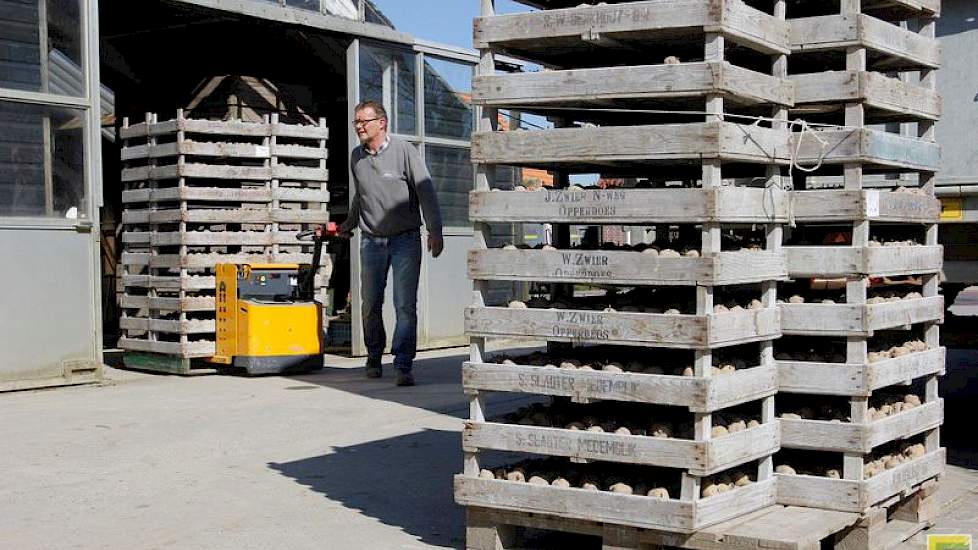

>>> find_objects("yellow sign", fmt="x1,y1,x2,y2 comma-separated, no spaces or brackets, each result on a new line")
928,534,972,550
941,198,964,221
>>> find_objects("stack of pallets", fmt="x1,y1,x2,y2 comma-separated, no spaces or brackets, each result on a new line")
773,0,945,538
118,110,330,374
456,0,797,546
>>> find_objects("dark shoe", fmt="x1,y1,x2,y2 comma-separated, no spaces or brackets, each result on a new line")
365,358,382,379
395,371,415,387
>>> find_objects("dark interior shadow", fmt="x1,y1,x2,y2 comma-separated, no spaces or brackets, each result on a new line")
942,348,978,469
269,429,465,548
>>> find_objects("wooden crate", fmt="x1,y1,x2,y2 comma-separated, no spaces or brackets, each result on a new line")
472,122,792,169
790,14,940,69
779,400,943,453
777,347,946,396
469,187,790,224
473,61,794,109
474,0,790,60
463,361,777,412
775,449,945,513
469,249,786,286
778,296,944,336
464,306,781,349
791,71,941,122
455,475,777,533
791,128,940,171
463,420,779,475
783,245,943,277
788,190,940,223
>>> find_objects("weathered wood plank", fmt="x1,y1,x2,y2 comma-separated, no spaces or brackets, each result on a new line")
120,118,328,140
122,208,326,225
789,190,940,223
463,420,777,474
121,275,216,291
775,449,945,512
779,297,944,336
123,230,305,247
791,71,940,121
118,337,215,358
119,316,216,334
464,306,781,349
790,15,940,69
777,348,946,396
473,62,794,108
122,186,329,204
473,0,790,57
121,163,328,182
783,245,943,277
472,122,792,166
462,362,777,412
780,400,943,453
469,249,786,286
121,252,313,269
455,475,777,532
470,187,790,224
120,295,215,311
792,128,940,171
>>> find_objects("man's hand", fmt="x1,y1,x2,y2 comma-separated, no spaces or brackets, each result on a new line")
428,233,444,258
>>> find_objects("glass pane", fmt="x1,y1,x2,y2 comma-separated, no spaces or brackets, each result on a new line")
0,0,84,96
425,144,471,228
0,101,86,218
283,0,319,10
424,57,474,141
359,44,417,136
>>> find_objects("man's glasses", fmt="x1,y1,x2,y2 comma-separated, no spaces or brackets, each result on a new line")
352,117,381,127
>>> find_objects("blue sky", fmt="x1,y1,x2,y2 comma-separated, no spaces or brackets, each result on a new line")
369,0,529,50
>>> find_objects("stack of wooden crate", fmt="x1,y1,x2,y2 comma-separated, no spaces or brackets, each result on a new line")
118,110,330,374
456,0,797,544
773,0,945,527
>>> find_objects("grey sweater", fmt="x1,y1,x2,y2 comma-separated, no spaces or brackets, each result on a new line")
341,136,443,237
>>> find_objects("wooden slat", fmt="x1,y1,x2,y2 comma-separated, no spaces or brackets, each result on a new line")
789,189,940,223
462,362,777,412
121,275,216,291
793,128,940,171
779,296,944,336
790,14,940,69
777,347,946,396
119,317,216,334
118,337,215,358
791,71,941,121
470,187,790,224
121,252,313,269
473,62,794,108
121,118,326,140
271,122,329,140
126,231,305,247
780,400,943,453
121,163,328,183
122,186,329,204
472,122,792,167
465,306,780,349
463,420,777,475
473,0,790,57
775,449,945,512
120,295,215,311
121,141,271,161
468,249,786,286
122,208,326,225
783,245,943,277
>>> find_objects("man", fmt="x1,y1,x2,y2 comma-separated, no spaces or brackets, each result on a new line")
338,100,443,386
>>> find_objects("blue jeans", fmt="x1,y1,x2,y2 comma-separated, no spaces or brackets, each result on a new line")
360,228,422,372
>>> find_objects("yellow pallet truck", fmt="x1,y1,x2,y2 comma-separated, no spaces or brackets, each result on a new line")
208,223,337,375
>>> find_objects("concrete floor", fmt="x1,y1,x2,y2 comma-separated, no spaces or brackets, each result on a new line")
1,344,977,550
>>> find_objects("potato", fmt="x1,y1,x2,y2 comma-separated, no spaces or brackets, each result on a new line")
749,299,764,310
609,482,634,495
728,420,747,433
581,481,600,491
664,308,681,315
681,366,695,377
734,473,752,487
821,299,836,304
603,363,623,373
552,477,571,488
587,425,605,433
711,425,729,438
884,456,902,470
642,248,660,256
566,422,585,430
825,469,841,479
479,469,496,480
508,300,527,309
578,364,595,371
702,483,721,497
649,423,672,438
713,304,730,314
747,419,760,429
904,394,921,406
716,483,732,494
615,426,632,436
603,307,617,312
528,475,550,486
904,443,926,459
780,413,802,420
788,295,805,304
664,56,681,65
647,487,670,499
660,249,681,258
502,244,517,250
684,249,700,258
506,470,526,482
775,465,796,475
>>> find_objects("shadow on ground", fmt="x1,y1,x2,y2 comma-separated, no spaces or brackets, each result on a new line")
269,428,466,548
